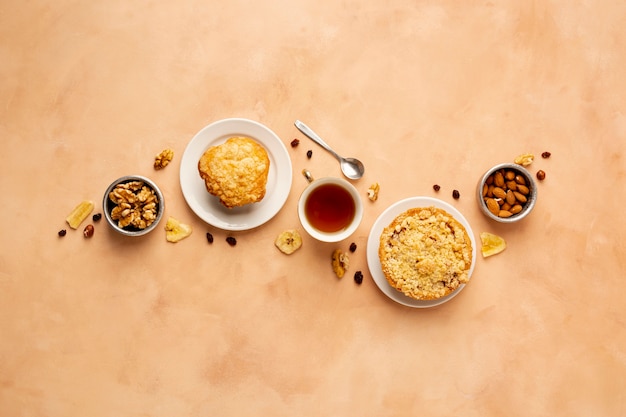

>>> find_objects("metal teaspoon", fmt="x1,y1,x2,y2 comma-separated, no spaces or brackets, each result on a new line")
294,120,365,180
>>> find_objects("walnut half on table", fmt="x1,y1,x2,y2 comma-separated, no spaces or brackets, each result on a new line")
154,148,174,170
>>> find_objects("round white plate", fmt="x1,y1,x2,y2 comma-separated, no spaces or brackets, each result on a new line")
366,197,477,308
180,118,293,231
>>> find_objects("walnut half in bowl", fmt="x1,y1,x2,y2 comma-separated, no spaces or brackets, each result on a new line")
102,175,165,236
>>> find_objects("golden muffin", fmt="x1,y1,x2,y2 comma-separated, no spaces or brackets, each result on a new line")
378,206,473,300
198,136,270,208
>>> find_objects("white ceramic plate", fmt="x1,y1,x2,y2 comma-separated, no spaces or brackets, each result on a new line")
366,197,477,308
180,118,292,231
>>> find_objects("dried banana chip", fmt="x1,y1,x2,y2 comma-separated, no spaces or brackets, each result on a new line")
480,232,506,258
66,200,94,229
165,216,192,242
275,229,302,255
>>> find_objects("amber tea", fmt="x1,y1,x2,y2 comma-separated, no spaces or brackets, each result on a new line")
304,183,356,233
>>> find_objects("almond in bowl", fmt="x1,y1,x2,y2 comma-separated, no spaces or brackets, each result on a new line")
477,163,537,223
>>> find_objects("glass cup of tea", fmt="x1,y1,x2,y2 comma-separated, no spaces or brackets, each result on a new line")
297,176,363,242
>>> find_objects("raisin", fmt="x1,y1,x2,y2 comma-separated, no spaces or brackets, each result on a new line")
206,232,214,243
452,189,460,199
226,236,237,246
349,242,357,252
433,184,441,192
58,229,67,237
541,151,551,159
92,213,102,222
306,150,313,159
354,271,363,285
290,138,300,147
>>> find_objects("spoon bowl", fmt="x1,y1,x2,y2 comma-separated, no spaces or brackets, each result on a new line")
294,120,365,180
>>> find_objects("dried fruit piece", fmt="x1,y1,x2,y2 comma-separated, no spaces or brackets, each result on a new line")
541,151,551,158
226,236,237,246
433,184,441,192
154,148,174,170
367,182,380,201
306,150,313,159
58,229,67,237
514,153,534,166
206,232,214,243
66,200,95,229
452,189,460,199
92,213,102,222
331,249,349,278
274,229,303,255
354,271,363,285
83,224,94,238
164,217,192,242
349,242,357,252
290,138,300,147
480,232,506,258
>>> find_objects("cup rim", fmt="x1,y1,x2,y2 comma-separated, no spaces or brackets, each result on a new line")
297,177,363,242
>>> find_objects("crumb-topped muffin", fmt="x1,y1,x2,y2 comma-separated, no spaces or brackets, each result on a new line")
378,206,473,300
198,136,270,208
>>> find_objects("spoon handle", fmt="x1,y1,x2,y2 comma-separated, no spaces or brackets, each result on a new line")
294,120,341,161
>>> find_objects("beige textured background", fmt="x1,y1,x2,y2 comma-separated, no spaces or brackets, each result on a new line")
1,1,625,416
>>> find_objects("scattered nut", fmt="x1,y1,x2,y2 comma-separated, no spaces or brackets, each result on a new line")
306,150,313,159
367,182,380,201
541,151,551,158
275,229,303,255
154,148,174,170
433,184,441,192
354,271,363,285
536,170,546,181
164,217,192,242
58,229,67,237
290,138,300,147
92,213,102,222
514,153,534,166
349,242,357,253
206,232,214,243
83,224,94,238
483,168,531,218
109,181,158,230
452,189,460,199
226,236,237,246
331,249,349,278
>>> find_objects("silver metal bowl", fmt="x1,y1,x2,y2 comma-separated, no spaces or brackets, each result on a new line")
103,175,165,236
476,163,537,223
